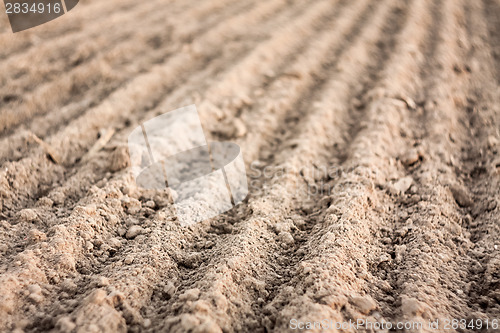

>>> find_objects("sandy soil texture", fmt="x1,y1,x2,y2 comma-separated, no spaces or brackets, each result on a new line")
0,0,499,332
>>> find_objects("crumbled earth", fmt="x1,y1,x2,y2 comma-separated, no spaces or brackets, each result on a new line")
0,0,499,332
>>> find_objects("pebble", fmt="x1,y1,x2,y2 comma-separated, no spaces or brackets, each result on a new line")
28,293,44,303
402,96,417,110
96,276,110,287
195,320,223,333
143,319,152,328
401,296,426,316
179,288,200,302
144,200,156,209
28,284,42,295
121,197,142,215
108,237,122,249
56,316,76,332
163,282,176,298
350,296,377,314
233,118,247,137
394,176,413,194
49,191,65,205
124,255,134,265
61,279,77,292
400,149,420,166
18,209,37,223
278,231,295,245
86,289,107,305
117,227,127,237
126,225,143,239
449,184,473,207
0,243,8,252
180,314,200,331
109,146,130,172
487,135,499,149
28,229,47,243
273,222,291,234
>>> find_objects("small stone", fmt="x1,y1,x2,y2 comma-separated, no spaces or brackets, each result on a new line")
18,209,37,223
144,200,156,209
96,276,109,287
61,279,77,292
28,229,47,243
86,289,107,305
49,191,65,205
121,197,142,215
273,222,291,234
124,255,134,265
401,296,426,316
0,244,8,252
193,320,222,333
164,282,176,298
28,284,42,294
278,231,295,245
233,118,247,137
56,316,76,332
379,253,391,264
350,296,377,314
143,318,152,328
179,288,200,302
126,225,143,239
108,237,122,249
37,197,54,208
402,96,417,110
117,227,127,237
180,314,200,331
390,176,413,195
109,146,130,172
400,149,421,166
487,135,499,149
28,293,44,303
450,184,473,207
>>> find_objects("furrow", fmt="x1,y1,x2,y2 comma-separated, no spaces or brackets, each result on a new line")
375,0,494,325
447,0,500,320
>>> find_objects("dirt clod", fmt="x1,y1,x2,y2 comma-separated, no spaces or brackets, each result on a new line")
349,295,377,314
109,146,131,172
449,184,473,207
126,226,143,239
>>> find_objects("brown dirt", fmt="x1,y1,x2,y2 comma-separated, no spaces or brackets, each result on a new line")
0,0,499,332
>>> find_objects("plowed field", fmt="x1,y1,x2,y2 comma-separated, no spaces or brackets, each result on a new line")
0,0,499,332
